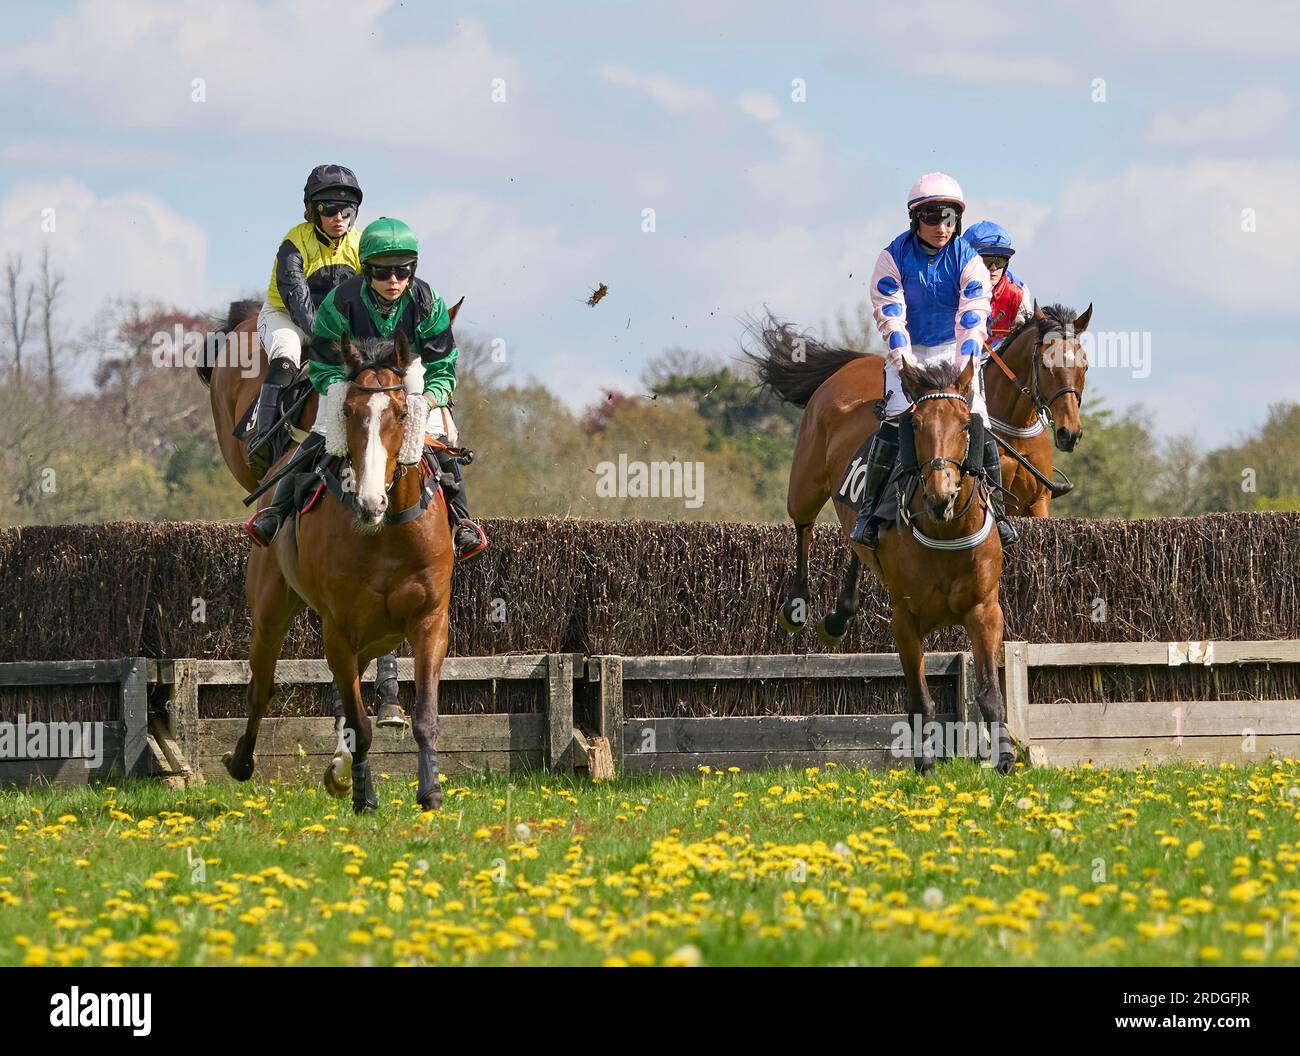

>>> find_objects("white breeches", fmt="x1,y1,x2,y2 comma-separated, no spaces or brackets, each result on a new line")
883,340,989,426
257,303,308,368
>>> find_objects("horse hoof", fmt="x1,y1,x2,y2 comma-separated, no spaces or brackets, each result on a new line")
222,751,254,782
375,702,409,730
324,752,353,799
815,617,846,649
996,756,1016,776
418,790,444,813
353,802,377,816
777,603,806,635
914,758,936,775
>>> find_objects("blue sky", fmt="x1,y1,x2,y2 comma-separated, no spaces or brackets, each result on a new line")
2,0,1298,442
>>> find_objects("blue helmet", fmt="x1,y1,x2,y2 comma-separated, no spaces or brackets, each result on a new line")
963,220,1015,258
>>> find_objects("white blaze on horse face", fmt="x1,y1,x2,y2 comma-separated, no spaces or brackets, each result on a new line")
356,392,391,516
1042,335,1077,369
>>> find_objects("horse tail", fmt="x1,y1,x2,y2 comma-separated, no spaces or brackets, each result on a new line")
196,299,262,387
744,313,868,407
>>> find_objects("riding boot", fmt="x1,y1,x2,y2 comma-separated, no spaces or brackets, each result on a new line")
438,455,488,563
247,357,295,476
848,422,900,549
984,433,1019,547
244,433,323,547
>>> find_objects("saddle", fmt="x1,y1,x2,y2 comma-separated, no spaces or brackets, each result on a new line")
234,374,314,480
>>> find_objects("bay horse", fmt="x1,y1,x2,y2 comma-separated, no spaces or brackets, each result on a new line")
753,330,1014,772
984,304,1091,516
197,299,459,728
749,303,1091,646
197,301,308,494
221,330,455,812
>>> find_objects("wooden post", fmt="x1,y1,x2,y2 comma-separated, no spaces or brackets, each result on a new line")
545,653,574,772
956,651,975,725
1003,641,1030,752
596,656,624,774
167,659,201,776
119,658,149,778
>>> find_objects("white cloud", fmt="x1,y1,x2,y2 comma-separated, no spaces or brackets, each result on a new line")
396,190,591,341
966,197,1053,251
0,180,210,322
1143,86,1292,147
599,64,714,111
738,92,780,121
1051,161,1300,312
4,1,522,154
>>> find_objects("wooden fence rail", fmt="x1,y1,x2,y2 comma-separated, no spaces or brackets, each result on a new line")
3,641,1299,786
1005,639,1300,767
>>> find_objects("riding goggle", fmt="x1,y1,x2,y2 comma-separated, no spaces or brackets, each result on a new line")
365,263,416,281
981,255,1010,271
316,201,357,218
913,204,961,226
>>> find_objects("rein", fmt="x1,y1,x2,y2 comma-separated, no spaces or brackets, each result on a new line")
899,391,988,549
325,364,467,527
983,333,1078,500
315,449,445,526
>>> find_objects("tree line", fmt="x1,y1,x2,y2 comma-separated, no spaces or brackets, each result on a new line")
0,261,1294,525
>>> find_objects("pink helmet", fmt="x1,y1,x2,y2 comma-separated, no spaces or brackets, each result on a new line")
907,172,965,211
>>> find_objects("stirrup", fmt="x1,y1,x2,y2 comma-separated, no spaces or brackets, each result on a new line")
454,521,488,564
850,511,881,549
996,517,1019,547
244,509,282,548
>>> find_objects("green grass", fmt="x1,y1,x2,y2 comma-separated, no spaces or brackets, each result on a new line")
1,759,1297,966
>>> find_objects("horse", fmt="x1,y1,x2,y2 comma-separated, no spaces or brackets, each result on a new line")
748,302,1091,647
753,328,1014,772
221,329,455,812
984,303,1092,516
197,298,458,727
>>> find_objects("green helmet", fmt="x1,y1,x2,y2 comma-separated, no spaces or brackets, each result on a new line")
359,217,419,263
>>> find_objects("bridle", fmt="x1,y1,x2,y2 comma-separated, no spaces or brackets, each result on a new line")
985,327,1081,430
317,370,441,525
908,391,981,523
345,370,414,495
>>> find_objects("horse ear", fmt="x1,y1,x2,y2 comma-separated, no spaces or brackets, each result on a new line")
958,354,975,397
899,358,919,395
448,296,465,326
393,328,412,369
1074,303,1093,333
1032,301,1046,323
340,334,363,372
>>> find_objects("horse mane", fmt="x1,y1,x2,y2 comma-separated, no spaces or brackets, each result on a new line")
1000,302,1080,352
341,336,413,381
224,299,261,333
908,357,964,395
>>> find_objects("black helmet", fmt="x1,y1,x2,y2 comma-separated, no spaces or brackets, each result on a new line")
303,164,363,207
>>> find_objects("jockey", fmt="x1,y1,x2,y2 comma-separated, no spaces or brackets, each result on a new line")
246,217,489,563
249,165,364,472
962,220,1034,352
848,173,1018,548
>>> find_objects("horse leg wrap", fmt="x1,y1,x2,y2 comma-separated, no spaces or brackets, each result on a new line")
374,653,399,707
352,758,377,814
417,748,442,810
